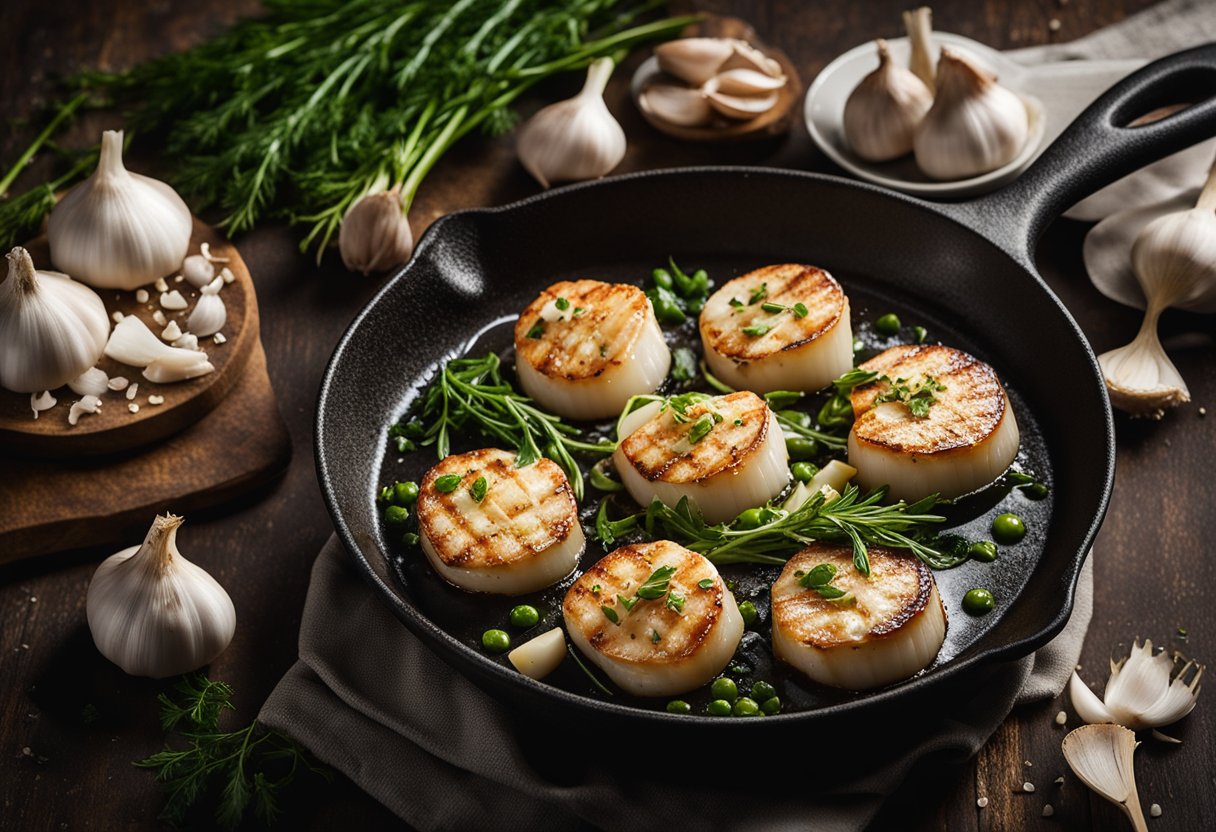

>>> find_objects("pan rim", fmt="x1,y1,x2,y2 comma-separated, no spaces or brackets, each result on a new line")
315,164,1115,726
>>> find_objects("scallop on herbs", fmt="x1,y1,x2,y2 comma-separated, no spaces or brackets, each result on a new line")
378,255,1041,710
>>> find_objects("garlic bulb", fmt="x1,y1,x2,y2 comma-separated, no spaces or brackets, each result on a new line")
1069,639,1204,730
0,247,110,393
903,6,936,93
188,280,227,337
1062,724,1148,832
339,187,414,275
1128,162,1216,313
913,48,1029,180
87,514,235,678
1097,315,1189,417
517,58,626,189
843,40,933,162
48,130,193,290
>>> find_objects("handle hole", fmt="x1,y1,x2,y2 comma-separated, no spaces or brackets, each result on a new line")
1112,64,1216,130
1126,103,1191,127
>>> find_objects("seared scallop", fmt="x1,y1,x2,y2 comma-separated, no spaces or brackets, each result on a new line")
771,542,946,690
416,448,584,595
514,280,670,420
847,344,1020,501
563,541,744,697
700,264,854,394
613,391,789,524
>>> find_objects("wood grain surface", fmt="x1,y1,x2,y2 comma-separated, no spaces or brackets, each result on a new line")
2,1,1212,831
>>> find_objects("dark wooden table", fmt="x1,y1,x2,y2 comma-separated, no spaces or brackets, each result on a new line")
3,1,1212,829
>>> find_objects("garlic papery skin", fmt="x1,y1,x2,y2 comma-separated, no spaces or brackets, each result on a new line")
187,281,227,337
87,514,235,678
913,48,1029,180
655,38,736,86
639,83,714,127
339,187,414,275
0,247,110,393
1062,724,1148,832
843,39,933,162
48,130,192,290
1069,639,1204,730
903,6,937,93
1097,305,1189,418
68,366,110,397
517,58,626,189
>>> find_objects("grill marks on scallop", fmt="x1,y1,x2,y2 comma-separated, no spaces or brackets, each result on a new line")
514,280,650,381
700,264,845,361
417,449,576,569
850,344,1008,455
619,391,770,483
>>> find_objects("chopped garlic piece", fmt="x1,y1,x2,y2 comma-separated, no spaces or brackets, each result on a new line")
68,395,102,426
172,333,200,351
154,277,169,292
1042,804,1054,817
162,320,183,341
127,383,139,401
1150,804,1162,817
152,310,167,326
107,376,130,391
111,311,125,324
976,797,988,808
1023,782,1035,793
128,403,140,414
148,395,165,406
200,242,229,263
1055,710,1067,726
30,391,57,419
135,289,149,303
213,332,227,345
220,266,235,284
160,290,188,310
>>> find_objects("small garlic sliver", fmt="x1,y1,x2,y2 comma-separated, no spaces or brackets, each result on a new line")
31,390,57,419
160,290,188,310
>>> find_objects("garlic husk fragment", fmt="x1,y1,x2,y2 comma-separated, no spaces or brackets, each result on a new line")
87,514,235,678
639,83,715,127
1097,314,1189,418
0,247,110,393
30,390,56,418
843,39,933,162
655,38,736,85
1069,639,1204,730
181,254,215,289
68,366,110,397
913,48,1029,180
187,281,227,337
1062,724,1148,832
104,315,215,382
68,394,102,426
903,6,937,93
339,187,414,275
517,58,626,189
48,130,192,290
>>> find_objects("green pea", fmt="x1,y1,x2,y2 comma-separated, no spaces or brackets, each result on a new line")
666,699,691,715
968,540,998,562
911,325,928,344
707,699,733,716
481,629,511,653
1022,482,1050,500
875,313,901,335
710,676,738,702
509,605,540,629
791,461,818,483
685,298,705,315
735,507,764,530
751,681,776,702
383,505,409,525
962,588,996,616
992,512,1027,544
402,532,420,546
738,601,758,627
785,435,818,460
733,697,760,717
761,696,782,715
777,409,812,429
652,268,674,291
393,480,420,505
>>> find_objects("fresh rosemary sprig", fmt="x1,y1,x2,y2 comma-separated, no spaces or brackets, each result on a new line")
699,361,847,450
136,673,329,830
0,1,696,259
396,353,613,499
596,484,956,575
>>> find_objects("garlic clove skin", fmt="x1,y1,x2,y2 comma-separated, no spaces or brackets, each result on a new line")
0,247,110,393
339,187,414,275
843,39,933,163
639,83,715,127
517,58,626,189
48,130,193,290
913,48,1029,180
87,514,235,678
1097,311,1189,418
1071,639,1204,730
655,38,735,86
903,6,937,93
1062,724,1148,832
703,78,778,121
713,68,787,96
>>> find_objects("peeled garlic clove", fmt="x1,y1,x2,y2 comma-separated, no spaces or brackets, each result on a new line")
843,39,933,162
339,187,414,275
703,78,778,120
87,514,235,678
1097,311,1190,418
105,314,212,384
181,253,216,289
903,6,937,93
639,83,715,127
1070,671,1116,724
655,38,735,86
713,68,787,96
517,58,626,188
719,40,783,79
0,247,110,393
68,366,110,397
913,48,1029,180
1062,724,1148,832
188,282,227,337
48,130,192,290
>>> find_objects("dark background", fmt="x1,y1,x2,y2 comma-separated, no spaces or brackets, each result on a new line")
2,1,1212,829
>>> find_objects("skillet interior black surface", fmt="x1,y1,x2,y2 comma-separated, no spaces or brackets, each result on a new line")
316,45,1216,728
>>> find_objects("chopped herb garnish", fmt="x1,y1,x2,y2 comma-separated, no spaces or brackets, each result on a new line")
526,322,544,339
697,578,714,590
618,594,640,613
599,344,608,357
434,474,462,493
761,301,786,314
912,325,928,344
874,375,946,418
688,413,717,444
595,497,640,546
671,347,698,382
764,390,803,409
591,584,601,596
601,605,620,625
589,459,623,492
402,532,420,546
799,562,851,601
636,565,678,600
470,476,489,502
742,323,771,337
729,297,744,309
573,306,586,316
793,302,809,318
555,297,569,311
666,592,686,613
666,391,711,423
702,361,847,450
651,629,661,643
733,418,743,426
748,283,767,305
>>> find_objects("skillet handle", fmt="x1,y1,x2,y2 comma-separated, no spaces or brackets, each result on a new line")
954,42,1216,268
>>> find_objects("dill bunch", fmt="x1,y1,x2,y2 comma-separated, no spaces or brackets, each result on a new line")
0,0,695,257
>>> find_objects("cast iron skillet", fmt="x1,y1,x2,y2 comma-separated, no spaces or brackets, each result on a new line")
317,46,1216,728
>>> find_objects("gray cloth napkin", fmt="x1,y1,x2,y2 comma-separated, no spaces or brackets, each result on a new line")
260,536,1093,831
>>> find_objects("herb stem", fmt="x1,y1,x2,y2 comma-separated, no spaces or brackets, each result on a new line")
0,92,88,197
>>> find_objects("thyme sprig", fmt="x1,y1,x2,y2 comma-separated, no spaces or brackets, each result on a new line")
699,361,847,450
